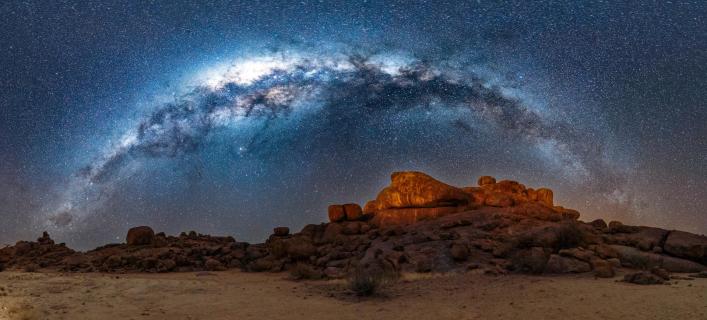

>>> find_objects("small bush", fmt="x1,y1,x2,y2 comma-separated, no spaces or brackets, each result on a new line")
289,262,323,280
347,266,398,297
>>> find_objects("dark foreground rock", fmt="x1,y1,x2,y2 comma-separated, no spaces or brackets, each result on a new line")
0,171,705,278
623,268,671,285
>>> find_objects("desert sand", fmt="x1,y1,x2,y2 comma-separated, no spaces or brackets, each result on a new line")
0,270,705,320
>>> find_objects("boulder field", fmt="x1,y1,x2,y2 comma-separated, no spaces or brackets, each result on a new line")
1,171,705,282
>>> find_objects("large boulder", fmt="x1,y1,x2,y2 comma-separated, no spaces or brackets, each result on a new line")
370,207,466,227
273,227,290,237
558,247,596,262
343,203,363,221
623,271,666,285
544,254,591,273
483,180,526,195
508,202,565,222
604,226,669,251
589,219,608,230
204,258,226,271
663,231,707,264
591,259,615,278
449,243,470,261
285,237,317,259
484,192,514,207
126,226,155,246
477,176,496,186
461,187,486,205
327,205,346,222
553,206,580,220
610,245,706,272
535,188,553,207
367,171,469,212
510,247,549,274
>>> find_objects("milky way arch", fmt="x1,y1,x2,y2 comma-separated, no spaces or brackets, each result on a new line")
46,49,613,229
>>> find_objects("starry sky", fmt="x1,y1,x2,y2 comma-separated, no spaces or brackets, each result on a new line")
1,1,705,250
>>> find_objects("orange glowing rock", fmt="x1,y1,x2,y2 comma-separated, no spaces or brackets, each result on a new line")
371,171,469,210
370,206,466,227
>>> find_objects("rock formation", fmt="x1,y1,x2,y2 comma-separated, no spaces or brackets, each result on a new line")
126,226,155,246
0,171,705,284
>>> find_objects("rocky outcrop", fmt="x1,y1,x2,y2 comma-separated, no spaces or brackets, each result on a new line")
273,227,290,237
328,204,364,222
604,226,669,252
591,259,615,278
544,254,591,273
663,231,707,265
364,171,470,214
0,171,705,280
0,233,75,271
609,245,705,273
370,206,466,227
364,172,573,226
328,205,346,222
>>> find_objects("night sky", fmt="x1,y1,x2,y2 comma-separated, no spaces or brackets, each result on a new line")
1,1,705,250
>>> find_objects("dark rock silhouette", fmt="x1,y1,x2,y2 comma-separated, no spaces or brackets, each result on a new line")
0,171,705,282
126,226,155,246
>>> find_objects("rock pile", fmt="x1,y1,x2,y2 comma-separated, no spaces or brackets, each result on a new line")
0,171,705,283
0,232,75,271
358,171,580,227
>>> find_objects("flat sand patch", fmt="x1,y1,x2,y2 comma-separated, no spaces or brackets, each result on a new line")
0,270,705,320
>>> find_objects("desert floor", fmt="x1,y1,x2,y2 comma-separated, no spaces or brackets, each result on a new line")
0,270,705,320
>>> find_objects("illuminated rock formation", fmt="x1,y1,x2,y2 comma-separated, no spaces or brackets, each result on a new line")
0,171,705,282
363,172,572,226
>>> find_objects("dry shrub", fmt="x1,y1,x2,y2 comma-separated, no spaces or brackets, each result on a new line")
347,266,398,297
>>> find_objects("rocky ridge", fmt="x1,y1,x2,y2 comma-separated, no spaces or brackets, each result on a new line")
1,171,705,283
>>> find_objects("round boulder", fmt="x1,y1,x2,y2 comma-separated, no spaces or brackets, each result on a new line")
343,203,363,221
591,259,615,278
205,258,226,271
126,226,155,246
273,227,290,237
328,205,346,222
478,176,496,186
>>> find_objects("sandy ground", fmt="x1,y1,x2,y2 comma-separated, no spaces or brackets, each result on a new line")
0,270,705,320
